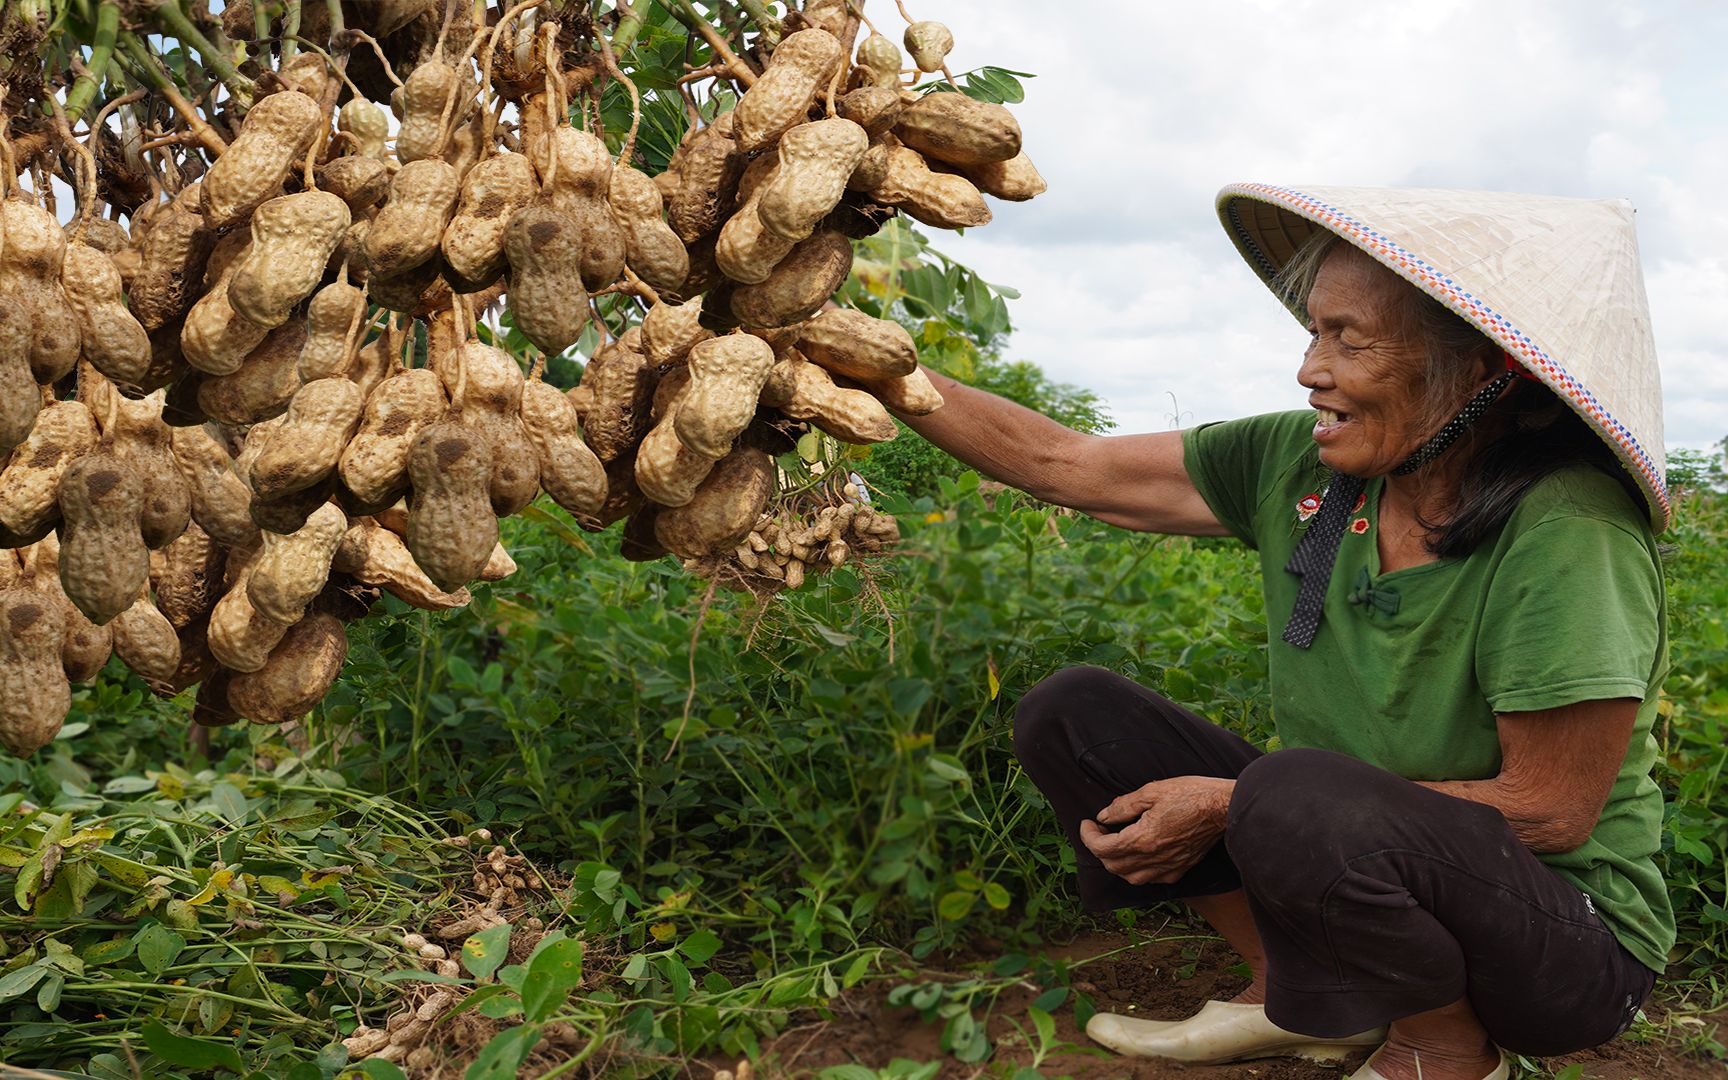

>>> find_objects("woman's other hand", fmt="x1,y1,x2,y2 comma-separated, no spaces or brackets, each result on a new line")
1079,776,1236,885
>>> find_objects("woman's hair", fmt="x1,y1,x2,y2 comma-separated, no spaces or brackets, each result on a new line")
1273,229,1643,557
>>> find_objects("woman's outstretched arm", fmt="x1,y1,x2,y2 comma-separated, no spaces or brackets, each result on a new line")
892,367,1230,536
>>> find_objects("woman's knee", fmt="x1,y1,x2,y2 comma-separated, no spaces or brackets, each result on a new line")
1011,665,1125,761
1226,748,1390,866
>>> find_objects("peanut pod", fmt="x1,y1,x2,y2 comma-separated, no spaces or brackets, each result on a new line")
201,91,326,229
734,30,843,153
249,378,366,500
57,449,151,626
758,119,869,243
111,592,182,683
228,192,352,328
61,243,149,386
520,380,606,518
503,204,589,355
404,420,498,592
0,585,71,756
675,333,777,460
0,399,99,545
339,369,448,506
366,160,461,279
298,281,369,382
654,447,777,559
441,152,536,290
609,165,689,296
894,92,1021,167
799,308,919,381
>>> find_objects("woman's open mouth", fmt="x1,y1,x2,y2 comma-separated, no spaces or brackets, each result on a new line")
1313,408,1353,441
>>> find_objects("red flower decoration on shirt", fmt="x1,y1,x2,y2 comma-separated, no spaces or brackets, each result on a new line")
1350,517,1371,534
1296,494,1322,522
1354,492,1367,513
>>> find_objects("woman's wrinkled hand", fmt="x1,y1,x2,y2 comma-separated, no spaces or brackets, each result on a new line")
1079,776,1236,886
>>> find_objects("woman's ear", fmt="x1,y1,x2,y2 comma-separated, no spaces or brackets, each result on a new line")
1471,343,1505,384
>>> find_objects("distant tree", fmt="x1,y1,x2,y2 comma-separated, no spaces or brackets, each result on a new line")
1667,442,1728,495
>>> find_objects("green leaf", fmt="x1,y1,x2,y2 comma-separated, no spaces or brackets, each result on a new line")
447,654,479,687
352,1060,409,1080
377,968,468,986
210,782,249,825
199,992,234,1035
463,1024,542,1080
927,754,968,784
83,937,136,966
36,971,64,1013
658,953,693,1003
936,890,976,921
141,1019,246,1073
1028,1004,1056,1046
520,938,584,1022
982,882,1011,910
1162,666,1200,702
677,929,722,966
461,922,514,981
842,952,873,988
135,923,187,975
1073,990,1097,1033
0,964,47,1002
446,983,518,1021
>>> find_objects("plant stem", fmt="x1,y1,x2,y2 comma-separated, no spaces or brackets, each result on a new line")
64,0,121,123
147,0,256,109
611,0,647,52
737,0,782,48
280,0,302,61
666,0,757,86
114,33,229,155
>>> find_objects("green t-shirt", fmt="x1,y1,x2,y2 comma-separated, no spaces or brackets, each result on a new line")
1181,410,1674,973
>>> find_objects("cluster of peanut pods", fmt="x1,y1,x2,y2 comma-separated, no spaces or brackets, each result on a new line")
0,0,1042,757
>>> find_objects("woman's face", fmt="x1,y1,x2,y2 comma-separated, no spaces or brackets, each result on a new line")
1298,246,1437,477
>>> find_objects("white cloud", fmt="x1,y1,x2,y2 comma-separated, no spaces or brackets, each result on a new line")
912,0,1728,449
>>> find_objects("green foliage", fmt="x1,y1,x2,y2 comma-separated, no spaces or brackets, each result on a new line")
5,479,1726,1073
0,735,465,1075
1653,484,1728,972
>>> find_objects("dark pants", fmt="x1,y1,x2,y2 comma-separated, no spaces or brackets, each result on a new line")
1012,665,1656,1056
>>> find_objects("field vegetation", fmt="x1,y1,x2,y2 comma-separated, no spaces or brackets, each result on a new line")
0,0,1722,1075
2,432,1724,1077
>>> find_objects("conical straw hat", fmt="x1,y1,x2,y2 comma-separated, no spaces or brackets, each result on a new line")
1215,183,1668,532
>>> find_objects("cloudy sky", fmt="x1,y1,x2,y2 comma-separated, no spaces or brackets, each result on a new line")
910,0,1728,450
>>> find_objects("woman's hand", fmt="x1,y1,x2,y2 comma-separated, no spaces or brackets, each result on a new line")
1079,776,1235,885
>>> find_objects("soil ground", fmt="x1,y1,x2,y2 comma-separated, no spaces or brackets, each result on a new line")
725,929,1726,1079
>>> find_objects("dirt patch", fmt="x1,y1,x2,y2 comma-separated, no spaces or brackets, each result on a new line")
1542,1004,1725,1080
730,929,1725,1079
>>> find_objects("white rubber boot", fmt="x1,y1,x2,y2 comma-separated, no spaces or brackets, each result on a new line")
1349,1049,1509,1079
1085,999,1386,1064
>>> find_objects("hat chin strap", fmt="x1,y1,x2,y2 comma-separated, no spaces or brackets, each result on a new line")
1390,369,1518,477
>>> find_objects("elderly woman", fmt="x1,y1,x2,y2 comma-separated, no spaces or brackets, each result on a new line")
893,185,1672,1080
